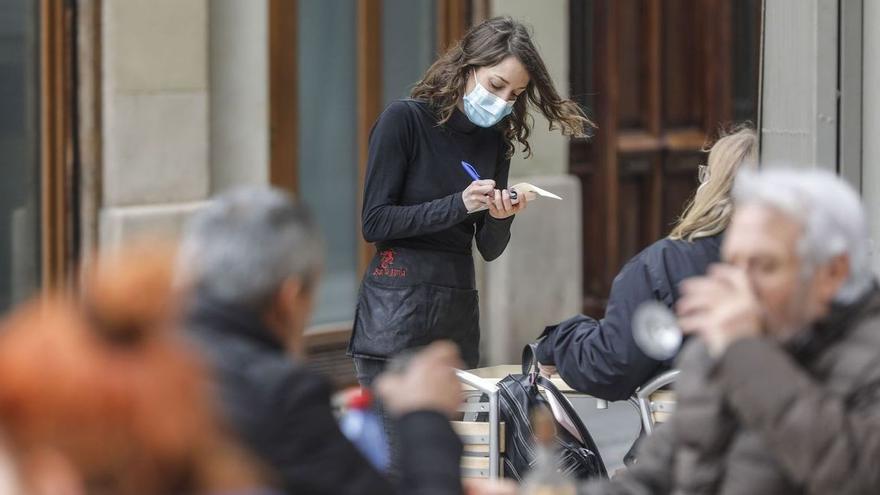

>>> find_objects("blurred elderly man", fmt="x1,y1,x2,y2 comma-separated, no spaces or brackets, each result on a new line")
582,168,880,495
179,188,466,495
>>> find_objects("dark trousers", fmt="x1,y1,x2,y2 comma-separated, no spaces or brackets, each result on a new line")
353,357,398,479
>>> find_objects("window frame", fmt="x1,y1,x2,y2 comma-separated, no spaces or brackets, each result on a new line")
41,0,77,291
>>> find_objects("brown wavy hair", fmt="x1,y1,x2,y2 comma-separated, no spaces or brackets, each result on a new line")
411,16,594,158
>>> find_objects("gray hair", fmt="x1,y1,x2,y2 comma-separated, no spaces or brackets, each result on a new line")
179,187,324,310
732,166,874,303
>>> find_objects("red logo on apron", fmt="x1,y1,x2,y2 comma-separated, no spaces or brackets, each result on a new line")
373,249,408,278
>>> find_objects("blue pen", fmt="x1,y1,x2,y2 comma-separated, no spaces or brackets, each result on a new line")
460,161,518,200
460,161,481,181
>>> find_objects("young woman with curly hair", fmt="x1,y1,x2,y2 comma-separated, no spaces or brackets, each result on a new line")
350,16,593,385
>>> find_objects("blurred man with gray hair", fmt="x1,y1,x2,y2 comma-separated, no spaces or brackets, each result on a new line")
179,187,468,495
582,167,880,494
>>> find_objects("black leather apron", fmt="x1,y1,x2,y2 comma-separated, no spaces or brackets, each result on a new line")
348,246,481,368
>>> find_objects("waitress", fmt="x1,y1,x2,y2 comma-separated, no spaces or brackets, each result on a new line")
349,16,592,384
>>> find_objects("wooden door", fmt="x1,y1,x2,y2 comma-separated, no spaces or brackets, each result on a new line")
569,0,761,316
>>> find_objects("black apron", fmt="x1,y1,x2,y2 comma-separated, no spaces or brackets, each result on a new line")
348,246,481,368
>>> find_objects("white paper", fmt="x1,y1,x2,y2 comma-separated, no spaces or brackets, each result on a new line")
509,182,563,201
468,183,563,213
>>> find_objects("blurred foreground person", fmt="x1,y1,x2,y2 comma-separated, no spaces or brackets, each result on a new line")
536,126,758,400
581,168,880,494
0,247,265,495
179,188,467,495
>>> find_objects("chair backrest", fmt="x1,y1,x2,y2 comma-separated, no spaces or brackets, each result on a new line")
647,390,676,425
303,325,356,388
620,370,680,467
632,369,679,435
456,370,503,479
453,420,506,479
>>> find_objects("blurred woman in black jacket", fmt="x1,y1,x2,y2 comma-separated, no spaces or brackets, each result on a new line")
535,126,758,400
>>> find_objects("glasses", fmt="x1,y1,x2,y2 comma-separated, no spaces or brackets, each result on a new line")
698,164,710,183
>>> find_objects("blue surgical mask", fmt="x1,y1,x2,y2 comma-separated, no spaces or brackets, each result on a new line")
462,70,514,127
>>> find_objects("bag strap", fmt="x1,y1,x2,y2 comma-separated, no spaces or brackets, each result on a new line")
521,344,607,475
522,342,539,376
535,377,587,444
536,374,608,476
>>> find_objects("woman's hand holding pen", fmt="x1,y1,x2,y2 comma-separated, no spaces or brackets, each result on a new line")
462,180,497,213
488,187,527,219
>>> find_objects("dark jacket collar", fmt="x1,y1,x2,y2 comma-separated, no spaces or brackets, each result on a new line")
185,295,286,354
788,281,880,364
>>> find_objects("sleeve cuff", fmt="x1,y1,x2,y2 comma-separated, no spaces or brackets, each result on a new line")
484,214,515,226
535,335,555,365
452,192,469,217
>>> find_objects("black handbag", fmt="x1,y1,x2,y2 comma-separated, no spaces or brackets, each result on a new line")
496,344,608,481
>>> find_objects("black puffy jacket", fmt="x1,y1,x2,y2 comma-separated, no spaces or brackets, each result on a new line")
535,235,722,401
186,296,463,495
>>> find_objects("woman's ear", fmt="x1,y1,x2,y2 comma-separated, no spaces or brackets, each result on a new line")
464,67,477,94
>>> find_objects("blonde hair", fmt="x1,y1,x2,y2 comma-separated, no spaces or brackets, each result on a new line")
669,125,759,241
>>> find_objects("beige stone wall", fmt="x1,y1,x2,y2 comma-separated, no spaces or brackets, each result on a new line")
209,0,269,192
99,0,270,248
478,1,583,365
100,0,210,246
490,0,569,178
478,175,583,365
759,0,838,170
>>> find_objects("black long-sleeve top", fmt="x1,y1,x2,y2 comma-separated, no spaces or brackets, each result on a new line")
362,99,514,261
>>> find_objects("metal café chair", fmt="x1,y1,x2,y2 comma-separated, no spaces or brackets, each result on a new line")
454,369,503,479
630,369,679,435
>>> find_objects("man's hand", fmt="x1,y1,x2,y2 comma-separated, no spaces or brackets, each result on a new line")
676,264,764,357
538,362,557,378
375,341,464,418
